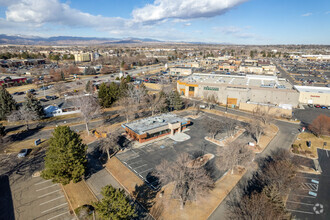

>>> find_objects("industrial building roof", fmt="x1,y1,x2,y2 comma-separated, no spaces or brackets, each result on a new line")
122,113,189,135
181,73,293,90
294,85,330,94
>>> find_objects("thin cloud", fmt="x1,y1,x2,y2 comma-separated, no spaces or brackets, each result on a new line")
302,12,312,17
213,26,257,39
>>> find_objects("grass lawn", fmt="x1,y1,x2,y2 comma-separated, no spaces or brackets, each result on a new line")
257,123,279,153
62,180,98,210
292,132,330,159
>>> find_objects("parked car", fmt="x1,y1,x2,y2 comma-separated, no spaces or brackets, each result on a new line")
39,98,48,102
17,149,28,158
307,104,313,108
321,106,327,109
46,95,58,100
314,104,321,108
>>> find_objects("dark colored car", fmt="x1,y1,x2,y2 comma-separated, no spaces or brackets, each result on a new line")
39,98,48,102
46,95,58,100
321,106,327,109
307,104,313,108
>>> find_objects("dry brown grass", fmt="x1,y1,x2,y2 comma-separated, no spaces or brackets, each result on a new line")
62,180,98,210
256,123,279,153
150,166,246,220
293,132,330,159
6,84,38,93
106,156,246,220
106,156,144,193
3,138,48,153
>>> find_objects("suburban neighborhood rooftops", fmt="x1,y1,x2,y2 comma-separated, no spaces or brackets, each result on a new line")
122,113,189,135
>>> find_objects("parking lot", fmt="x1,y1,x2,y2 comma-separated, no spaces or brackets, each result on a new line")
10,175,72,220
116,113,243,189
286,149,330,219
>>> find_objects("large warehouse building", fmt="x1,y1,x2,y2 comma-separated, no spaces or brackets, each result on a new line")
294,86,330,105
177,73,300,107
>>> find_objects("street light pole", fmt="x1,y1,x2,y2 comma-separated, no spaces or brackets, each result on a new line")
225,95,228,113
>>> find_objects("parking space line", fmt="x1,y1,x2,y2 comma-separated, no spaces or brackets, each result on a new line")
286,201,314,206
35,179,52,185
140,168,153,174
41,203,67,213
128,161,143,166
38,189,61,198
47,211,70,220
134,164,147,170
286,209,314,215
290,193,316,199
40,195,64,206
36,184,58,192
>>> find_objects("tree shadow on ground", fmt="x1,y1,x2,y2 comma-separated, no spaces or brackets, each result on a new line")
85,145,103,179
4,124,25,134
132,181,160,211
0,175,15,220
9,124,45,142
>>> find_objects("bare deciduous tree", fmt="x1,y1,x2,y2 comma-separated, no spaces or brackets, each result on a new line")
227,191,288,220
100,132,120,159
203,118,223,139
253,106,274,125
222,117,238,137
155,153,214,209
117,95,136,123
245,120,264,144
145,93,166,116
73,95,100,135
217,141,254,174
8,108,39,130
53,83,68,97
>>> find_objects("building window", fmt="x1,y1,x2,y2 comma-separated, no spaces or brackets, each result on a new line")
189,87,195,91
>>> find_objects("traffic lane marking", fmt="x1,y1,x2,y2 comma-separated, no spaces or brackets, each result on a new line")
35,179,52,185
287,209,314,215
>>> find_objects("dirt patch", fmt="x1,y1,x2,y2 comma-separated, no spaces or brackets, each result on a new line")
292,132,330,159
62,180,97,210
6,84,38,93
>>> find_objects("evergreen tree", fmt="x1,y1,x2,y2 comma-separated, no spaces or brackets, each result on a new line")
172,91,183,111
94,185,136,220
23,93,44,117
0,123,6,140
85,80,93,93
42,126,87,184
0,86,17,120
98,82,120,108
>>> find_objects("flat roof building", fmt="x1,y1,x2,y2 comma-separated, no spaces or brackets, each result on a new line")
177,73,299,107
294,85,330,105
122,113,190,143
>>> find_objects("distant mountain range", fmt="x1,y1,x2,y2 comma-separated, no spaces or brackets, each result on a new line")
0,34,164,45
0,34,230,45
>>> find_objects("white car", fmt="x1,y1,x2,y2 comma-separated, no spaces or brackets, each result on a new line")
17,149,28,158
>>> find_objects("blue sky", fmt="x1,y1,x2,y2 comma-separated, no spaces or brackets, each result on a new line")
0,0,329,44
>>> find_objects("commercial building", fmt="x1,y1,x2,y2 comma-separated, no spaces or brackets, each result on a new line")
122,113,190,143
0,76,27,86
74,53,91,62
177,73,299,107
169,67,192,76
294,86,330,105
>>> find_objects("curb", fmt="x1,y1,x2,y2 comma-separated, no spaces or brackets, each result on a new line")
83,180,99,201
